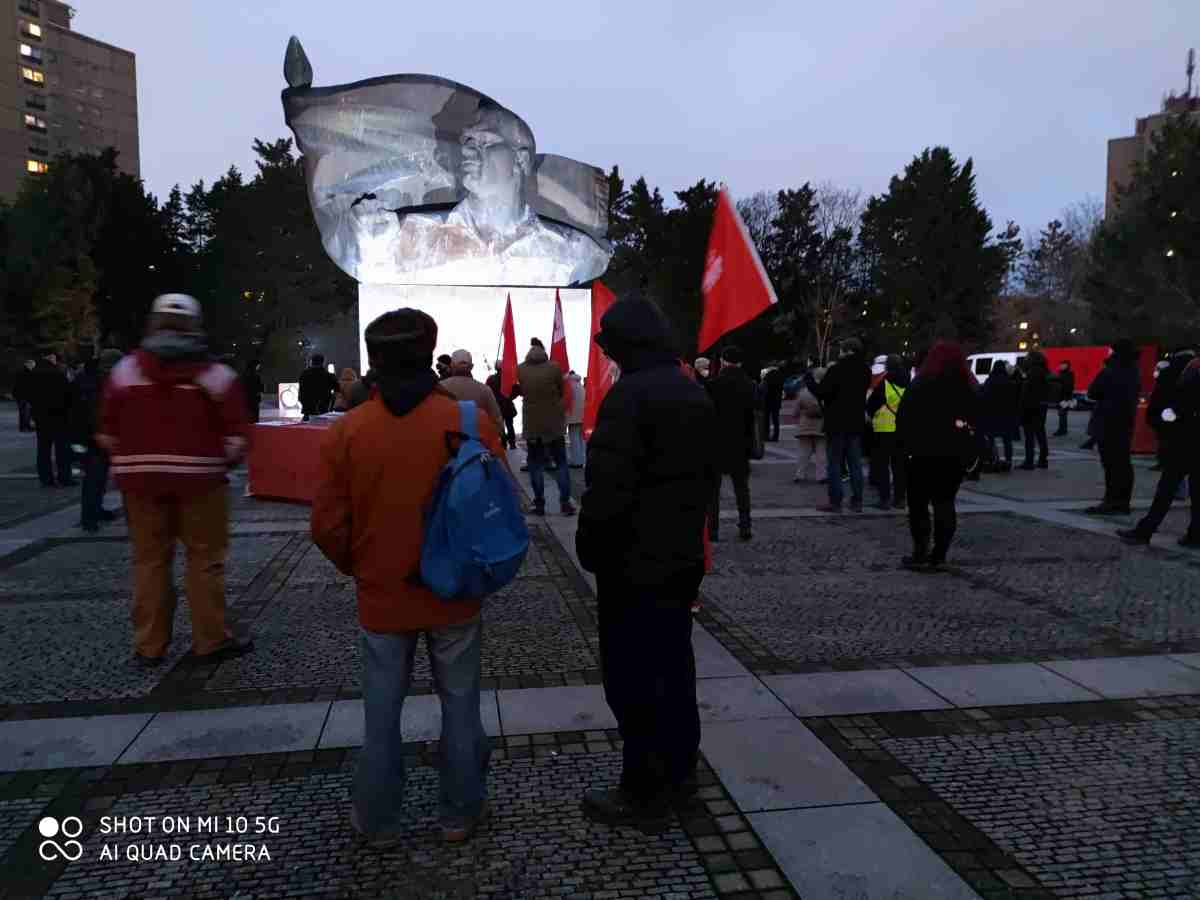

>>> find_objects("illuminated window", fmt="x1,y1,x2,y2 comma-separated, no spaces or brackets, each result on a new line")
23,113,46,131
26,159,48,175
19,43,41,61
22,67,45,86
21,21,43,39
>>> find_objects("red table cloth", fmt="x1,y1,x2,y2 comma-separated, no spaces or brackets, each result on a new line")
246,416,337,503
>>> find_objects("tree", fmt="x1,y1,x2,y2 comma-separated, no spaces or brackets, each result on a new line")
859,147,1010,350
1083,115,1200,346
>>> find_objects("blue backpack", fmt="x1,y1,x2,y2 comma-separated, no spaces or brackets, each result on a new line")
420,400,530,600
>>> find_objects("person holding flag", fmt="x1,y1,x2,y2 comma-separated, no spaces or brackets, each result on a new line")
486,295,520,449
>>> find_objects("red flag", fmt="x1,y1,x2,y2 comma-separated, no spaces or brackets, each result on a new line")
499,294,518,397
550,289,573,413
696,186,779,353
550,289,570,373
582,281,619,440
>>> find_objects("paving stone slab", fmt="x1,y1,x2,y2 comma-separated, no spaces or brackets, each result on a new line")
319,694,502,748
692,625,750,678
701,718,875,812
750,803,980,899
497,686,616,734
694,677,792,723
119,703,330,763
1041,655,1200,698
906,662,1102,707
0,713,153,770
764,669,951,716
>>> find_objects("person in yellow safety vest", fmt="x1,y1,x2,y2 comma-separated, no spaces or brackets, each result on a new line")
866,354,911,510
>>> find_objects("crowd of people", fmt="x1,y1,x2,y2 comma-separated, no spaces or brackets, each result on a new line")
6,286,1200,849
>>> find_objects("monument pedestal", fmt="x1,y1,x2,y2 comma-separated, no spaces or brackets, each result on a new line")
357,284,592,377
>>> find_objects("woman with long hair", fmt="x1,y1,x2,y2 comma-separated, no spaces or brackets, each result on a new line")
896,342,979,571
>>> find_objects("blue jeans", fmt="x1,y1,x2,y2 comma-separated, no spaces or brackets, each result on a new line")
354,618,489,835
826,432,864,507
527,437,571,507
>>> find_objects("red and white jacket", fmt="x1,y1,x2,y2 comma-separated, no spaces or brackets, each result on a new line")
99,350,248,497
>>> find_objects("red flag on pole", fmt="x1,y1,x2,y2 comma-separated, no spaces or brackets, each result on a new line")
550,289,572,413
550,289,570,373
499,294,518,397
582,282,619,440
696,186,779,354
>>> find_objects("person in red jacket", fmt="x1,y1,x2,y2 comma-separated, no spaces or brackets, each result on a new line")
97,294,252,667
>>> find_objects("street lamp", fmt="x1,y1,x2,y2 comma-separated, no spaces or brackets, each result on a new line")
1019,321,1029,330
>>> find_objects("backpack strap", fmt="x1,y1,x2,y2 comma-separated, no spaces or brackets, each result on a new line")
458,400,479,441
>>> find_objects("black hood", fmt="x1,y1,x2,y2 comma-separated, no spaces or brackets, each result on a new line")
595,299,679,373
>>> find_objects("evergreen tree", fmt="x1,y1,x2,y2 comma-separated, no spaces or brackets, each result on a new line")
1084,114,1200,345
859,147,1010,349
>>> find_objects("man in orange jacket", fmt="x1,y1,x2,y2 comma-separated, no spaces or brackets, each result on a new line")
312,308,505,847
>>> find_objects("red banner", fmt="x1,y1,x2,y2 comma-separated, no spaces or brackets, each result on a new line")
582,282,619,440
499,294,518,397
696,186,779,354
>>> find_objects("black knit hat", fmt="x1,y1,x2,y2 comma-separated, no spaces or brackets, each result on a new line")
365,309,438,371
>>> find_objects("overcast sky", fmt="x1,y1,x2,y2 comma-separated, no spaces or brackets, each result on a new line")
80,0,1197,239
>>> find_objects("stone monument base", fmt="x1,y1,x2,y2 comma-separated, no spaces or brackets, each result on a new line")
357,284,593,379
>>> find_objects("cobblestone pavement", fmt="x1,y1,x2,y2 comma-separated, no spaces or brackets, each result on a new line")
0,734,797,900
2,416,1199,898
698,511,1200,672
809,696,1200,899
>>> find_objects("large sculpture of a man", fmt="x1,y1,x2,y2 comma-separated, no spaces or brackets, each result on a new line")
282,39,611,287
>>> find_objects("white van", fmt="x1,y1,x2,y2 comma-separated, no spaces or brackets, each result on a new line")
967,351,1026,384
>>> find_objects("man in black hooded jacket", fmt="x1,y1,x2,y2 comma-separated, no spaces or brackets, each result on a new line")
576,297,718,826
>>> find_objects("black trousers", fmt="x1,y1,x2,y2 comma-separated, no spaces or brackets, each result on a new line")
502,416,517,449
17,401,33,431
1023,409,1048,465
1136,443,1199,538
1098,439,1134,510
871,433,906,504
597,567,703,804
906,455,962,559
709,468,751,535
1055,406,1070,435
36,424,72,486
767,404,781,441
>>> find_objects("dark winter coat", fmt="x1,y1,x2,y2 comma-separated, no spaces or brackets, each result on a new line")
69,370,103,448
980,366,1020,438
12,367,32,404
299,365,338,415
576,299,718,590
808,353,870,434
485,372,518,419
896,373,979,459
763,368,786,412
28,359,71,426
708,365,757,474
1055,368,1076,404
1087,357,1141,445
1019,361,1051,419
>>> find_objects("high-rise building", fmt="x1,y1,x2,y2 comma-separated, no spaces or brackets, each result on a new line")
0,0,138,199
1106,52,1200,219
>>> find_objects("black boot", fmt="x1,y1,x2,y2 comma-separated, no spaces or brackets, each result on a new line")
582,788,671,826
